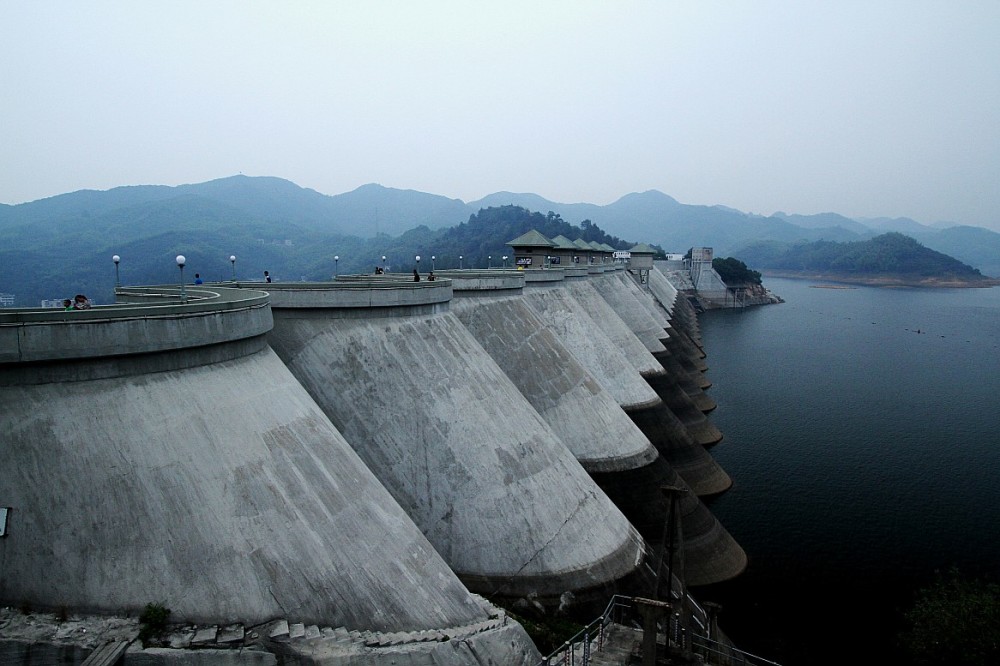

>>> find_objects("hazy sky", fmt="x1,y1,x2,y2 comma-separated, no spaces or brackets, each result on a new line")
3,1,999,229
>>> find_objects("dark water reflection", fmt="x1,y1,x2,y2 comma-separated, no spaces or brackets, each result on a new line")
694,278,1000,665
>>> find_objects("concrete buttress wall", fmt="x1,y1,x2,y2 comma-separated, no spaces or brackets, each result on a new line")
448,288,746,585
519,282,731,496
0,300,497,635
586,276,723,445
263,282,645,602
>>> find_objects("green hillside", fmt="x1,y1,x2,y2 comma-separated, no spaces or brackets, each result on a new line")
736,233,996,286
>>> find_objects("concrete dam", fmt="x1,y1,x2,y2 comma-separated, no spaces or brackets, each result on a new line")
0,264,745,663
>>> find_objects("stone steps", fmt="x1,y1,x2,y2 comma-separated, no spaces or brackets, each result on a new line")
246,596,510,654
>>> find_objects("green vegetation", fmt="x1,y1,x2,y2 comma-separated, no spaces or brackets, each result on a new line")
712,257,762,285
502,607,585,656
898,569,1000,666
138,602,171,646
0,186,636,305
736,232,988,281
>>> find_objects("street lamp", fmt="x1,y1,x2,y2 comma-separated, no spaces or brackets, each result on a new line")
381,255,386,273
459,255,463,269
229,255,236,281
488,255,492,268
176,255,187,302
431,255,436,271
502,255,508,268
415,255,421,273
112,255,120,287
654,485,688,603
334,255,339,278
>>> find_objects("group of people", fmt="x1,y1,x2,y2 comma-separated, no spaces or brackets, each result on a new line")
411,270,435,282
63,294,91,310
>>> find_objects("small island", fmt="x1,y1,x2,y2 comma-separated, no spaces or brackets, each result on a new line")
736,232,1000,288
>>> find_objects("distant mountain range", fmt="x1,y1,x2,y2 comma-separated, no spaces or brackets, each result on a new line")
1,175,998,305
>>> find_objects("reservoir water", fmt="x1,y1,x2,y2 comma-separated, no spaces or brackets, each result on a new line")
696,277,1000,665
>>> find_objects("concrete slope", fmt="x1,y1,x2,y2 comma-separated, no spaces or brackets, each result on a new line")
0,289,501,638
622,270,711,374
615,272,716,411
519,274,731,496
651,265,705,351
567,277,722,446
445,273,745,586
449,288,656,473
586,275,722,445
262,280,645,603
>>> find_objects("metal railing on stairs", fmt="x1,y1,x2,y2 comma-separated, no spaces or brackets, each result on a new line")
536,595,782,666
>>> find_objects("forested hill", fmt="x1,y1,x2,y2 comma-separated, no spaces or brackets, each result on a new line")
736,233,997,286
0,199,641,306
348,205,639,276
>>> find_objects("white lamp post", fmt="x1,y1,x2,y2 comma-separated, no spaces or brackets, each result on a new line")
112,255,121,287
229,255,236,281
502,255,508,268
334,255,339,278
381,255,386,273
488,255,492,268
459,255,463,269
176,255,187,302
415,255,421,271
431,255,436,271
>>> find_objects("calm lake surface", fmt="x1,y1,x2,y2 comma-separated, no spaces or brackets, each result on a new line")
695,277,1000,666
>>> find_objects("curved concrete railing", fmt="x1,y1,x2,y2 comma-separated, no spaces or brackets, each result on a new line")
0,286,271,366
522,268,566,284
236,279,452,312
433,270,524,293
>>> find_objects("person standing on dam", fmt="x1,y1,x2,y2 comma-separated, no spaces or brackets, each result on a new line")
412,269,420,282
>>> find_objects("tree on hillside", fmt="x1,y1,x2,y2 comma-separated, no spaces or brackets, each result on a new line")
712,257,762,285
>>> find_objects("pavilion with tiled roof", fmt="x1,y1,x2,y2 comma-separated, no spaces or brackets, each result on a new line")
507,230,556,269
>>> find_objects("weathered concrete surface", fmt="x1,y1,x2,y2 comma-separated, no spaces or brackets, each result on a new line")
585,275,722,446
0,598,540,666
450,291,655,472
447,283,744,585
587,274,668,357
617,271,710,374
562,280,663,378
260,603,539,666
265,286,645,601
0,287,272,365
520,281,659,411
520,282,731,496
612,268,708,389
0,295,526,650
650,266,705,352
1,347,491,631
599,272,709,383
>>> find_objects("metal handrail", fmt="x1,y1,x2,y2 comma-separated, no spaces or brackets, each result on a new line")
538,595,633,665
535,594,782,666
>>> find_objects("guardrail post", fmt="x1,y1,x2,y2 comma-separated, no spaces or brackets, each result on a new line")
583,630,590,665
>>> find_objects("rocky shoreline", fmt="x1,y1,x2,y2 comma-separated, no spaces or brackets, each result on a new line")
762,270,1000,289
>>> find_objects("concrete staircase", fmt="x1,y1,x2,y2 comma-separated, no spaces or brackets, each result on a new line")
155,598,513,657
